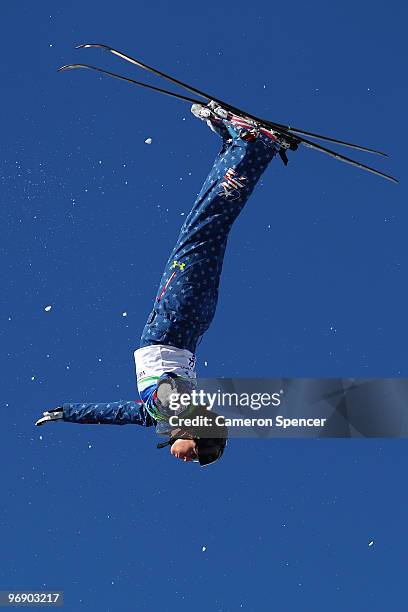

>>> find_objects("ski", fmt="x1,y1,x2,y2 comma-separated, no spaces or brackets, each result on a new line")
58,63,203,105
59,44,398,183
76,43,387,157
250,116,388,157
297,140,397,182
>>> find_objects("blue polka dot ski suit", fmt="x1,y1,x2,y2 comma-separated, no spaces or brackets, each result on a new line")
140,119,280,354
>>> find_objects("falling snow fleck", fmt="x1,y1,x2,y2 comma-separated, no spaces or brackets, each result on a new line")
202,546,206,552
122,312,127,317
88,444,92,449
368,540,374,547
31,376,35,381
145,138,152,145
44,305,52,312
204,361,208,366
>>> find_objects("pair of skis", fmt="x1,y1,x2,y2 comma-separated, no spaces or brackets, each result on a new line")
58,44,398,184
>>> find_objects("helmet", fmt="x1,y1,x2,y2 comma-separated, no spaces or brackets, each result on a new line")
155,377,229,466
190,406,228,466
195,435,227,466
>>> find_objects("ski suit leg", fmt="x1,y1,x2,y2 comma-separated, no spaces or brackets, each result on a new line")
61,400,155,426
140,127,279,354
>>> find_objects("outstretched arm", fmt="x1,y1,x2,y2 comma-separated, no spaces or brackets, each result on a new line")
35,400,155,427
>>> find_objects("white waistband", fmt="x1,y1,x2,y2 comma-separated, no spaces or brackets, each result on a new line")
134,344,197,394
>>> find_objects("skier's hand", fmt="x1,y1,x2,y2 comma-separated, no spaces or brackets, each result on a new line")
35,407,63,427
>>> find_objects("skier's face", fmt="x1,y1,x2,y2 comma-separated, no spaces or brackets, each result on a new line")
170,439,198,462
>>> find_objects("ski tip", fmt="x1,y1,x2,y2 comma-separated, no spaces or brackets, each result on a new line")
75,43,111,51
57,64,77,72
58,63,95,73
376,173,398,184
379,170,399,183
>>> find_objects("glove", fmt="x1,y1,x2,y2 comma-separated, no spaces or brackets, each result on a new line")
35,407,64,426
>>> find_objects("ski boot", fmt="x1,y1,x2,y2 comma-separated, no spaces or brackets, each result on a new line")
191,101,231,139
192,100,261,141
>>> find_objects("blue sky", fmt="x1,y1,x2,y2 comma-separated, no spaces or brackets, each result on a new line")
1,0,407,610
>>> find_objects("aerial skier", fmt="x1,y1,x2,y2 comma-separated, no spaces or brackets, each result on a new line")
35,45,397,466
35,101,291,465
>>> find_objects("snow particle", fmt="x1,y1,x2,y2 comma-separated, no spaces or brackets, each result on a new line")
204,361,208,366
44,305,52,312
368,540,374,547
122,312,128,317
145,138,152,145
31,376,35,381
202,546,206,552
